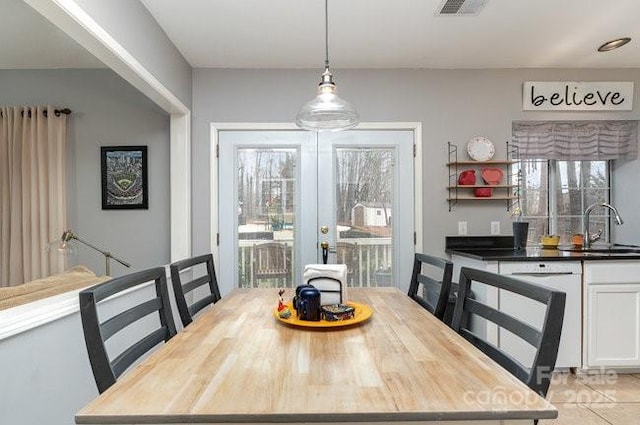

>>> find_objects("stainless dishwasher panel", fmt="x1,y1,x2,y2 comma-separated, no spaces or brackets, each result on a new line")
499,261,582,369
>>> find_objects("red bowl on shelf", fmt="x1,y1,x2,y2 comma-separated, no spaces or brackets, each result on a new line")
458,169,476,185
474,187,493,197
481,168,504,185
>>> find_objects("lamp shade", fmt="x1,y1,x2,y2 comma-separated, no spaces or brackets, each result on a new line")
45,229,130,275
295,68,359,132
45,238,77,256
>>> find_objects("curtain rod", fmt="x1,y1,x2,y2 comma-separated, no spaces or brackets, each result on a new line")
0,107,72,118
44,108,72,117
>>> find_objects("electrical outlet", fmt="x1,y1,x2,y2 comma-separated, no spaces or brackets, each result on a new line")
458,221,467,235
491,221,500,235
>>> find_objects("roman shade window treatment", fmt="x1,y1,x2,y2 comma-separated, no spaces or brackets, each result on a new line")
512,120,638,160
0,106,68,287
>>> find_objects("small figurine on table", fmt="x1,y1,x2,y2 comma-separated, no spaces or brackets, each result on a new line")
277,289,292,319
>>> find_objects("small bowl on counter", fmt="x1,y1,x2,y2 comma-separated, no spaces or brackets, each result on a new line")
540,235,560,249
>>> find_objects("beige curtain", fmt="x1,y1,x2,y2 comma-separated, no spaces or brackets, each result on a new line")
0,106,68,287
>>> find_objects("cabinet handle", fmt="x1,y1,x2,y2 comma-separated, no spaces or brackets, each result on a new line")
509,272,575,277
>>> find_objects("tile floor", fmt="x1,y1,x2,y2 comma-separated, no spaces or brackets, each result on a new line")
542,372,640,424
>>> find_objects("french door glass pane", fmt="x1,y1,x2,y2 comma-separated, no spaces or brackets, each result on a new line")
237,148,296,288
219,128,414,294
335,148,394,287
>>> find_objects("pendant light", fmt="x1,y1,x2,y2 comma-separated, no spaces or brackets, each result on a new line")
295,0,359,132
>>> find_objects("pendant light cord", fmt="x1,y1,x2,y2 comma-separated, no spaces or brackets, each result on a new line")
295,0,359,131
324,0,329,69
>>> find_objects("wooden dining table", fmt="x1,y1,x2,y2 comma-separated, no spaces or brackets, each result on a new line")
76,287,557,425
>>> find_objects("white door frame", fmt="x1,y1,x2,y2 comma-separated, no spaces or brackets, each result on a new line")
210,122,423,283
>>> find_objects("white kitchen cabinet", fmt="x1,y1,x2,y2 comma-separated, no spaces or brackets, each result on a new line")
584,261,640,369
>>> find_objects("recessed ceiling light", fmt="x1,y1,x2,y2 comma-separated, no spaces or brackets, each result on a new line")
598,37,631,52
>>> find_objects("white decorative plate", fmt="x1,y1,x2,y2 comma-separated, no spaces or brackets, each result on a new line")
466,136,495,161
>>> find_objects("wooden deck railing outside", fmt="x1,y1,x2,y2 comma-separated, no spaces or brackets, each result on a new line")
237,238,392,288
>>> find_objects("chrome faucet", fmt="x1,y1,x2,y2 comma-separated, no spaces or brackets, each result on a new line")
583,202,624,249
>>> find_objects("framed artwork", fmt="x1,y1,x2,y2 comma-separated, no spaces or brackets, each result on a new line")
101,146,148,209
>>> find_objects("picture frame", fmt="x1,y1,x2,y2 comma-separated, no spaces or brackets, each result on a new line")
101,146,148,210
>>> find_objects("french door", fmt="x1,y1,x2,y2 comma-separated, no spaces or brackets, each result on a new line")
217,127,415,295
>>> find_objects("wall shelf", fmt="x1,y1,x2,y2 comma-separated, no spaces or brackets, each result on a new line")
447,141,520,211
447,185,516,189
447,195,519,201
447,160,516,166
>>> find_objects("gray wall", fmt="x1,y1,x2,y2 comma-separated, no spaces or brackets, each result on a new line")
74,0,193,108
193,68,640,256
0,308,97,425
0,69,170,276
0,278,182,425
613,155,640,244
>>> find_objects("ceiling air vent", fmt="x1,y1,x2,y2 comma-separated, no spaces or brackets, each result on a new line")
437,0,488,16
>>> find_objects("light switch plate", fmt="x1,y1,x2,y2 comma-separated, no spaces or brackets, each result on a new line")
458,221,468,235
491,221,500,235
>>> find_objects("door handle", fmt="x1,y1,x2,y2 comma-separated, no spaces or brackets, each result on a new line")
319,242,337,253
321,241,330,264
319,241,338,263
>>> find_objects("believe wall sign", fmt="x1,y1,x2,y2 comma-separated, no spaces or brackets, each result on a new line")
523,82,633,111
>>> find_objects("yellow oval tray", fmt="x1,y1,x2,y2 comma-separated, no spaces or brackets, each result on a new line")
274,301,373,328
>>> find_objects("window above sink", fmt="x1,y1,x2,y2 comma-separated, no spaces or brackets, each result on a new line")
516,159,611,247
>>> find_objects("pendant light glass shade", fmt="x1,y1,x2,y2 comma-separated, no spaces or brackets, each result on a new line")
295,0,359,132
296,68,359,131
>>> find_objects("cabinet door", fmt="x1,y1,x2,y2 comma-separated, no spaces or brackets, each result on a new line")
587,284,640,367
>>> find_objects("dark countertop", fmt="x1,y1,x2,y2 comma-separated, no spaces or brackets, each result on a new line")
445,236,640,262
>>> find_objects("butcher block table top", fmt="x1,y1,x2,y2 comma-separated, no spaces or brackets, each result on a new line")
76,287,556,424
